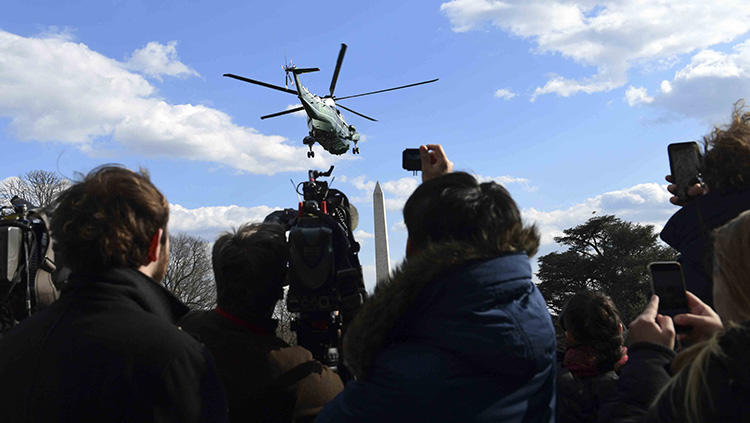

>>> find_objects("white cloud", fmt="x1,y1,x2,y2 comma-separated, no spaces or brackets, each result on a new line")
532,76,622,102
476,174,538,192
354,229,374,239
522,182,674,246
644,40,750,123
625,86,654,106
441,0,750,100
494,88,517,100
660,80,673,94
0,30,333,174
124,41,199,80
346,173,537,210
344,175,420,210
391,220,407,232
168,203,278,240
286,103,307,118
36,26,76,41
361,264,377,292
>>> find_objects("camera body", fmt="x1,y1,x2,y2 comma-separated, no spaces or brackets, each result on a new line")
286,166,366,314
0,197,61,332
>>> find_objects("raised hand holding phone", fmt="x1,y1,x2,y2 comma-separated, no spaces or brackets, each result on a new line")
667,142,704,205
673,291,723,345
627,295,676,349
648,261,691,334
419,144,453,182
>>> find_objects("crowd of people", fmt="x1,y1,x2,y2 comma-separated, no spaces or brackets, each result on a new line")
0,102,749,422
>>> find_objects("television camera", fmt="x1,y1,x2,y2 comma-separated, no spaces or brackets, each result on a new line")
266,166,366,373
0,196,61,334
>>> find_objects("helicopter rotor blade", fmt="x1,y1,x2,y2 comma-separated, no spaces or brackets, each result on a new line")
329,43,347,97
261,106,305,120
223,73,298,95
337,104,377,122
334,78,438,101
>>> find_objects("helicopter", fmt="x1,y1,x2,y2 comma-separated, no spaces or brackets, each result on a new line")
224,43,438,158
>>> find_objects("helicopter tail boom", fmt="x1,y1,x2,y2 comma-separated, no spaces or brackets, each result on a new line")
287,67,320,74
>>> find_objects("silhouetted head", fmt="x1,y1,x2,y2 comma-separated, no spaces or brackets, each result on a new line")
560,291,624,371
403,172,538,257
212,223,288,321
50,166,169,275
703,100,750,194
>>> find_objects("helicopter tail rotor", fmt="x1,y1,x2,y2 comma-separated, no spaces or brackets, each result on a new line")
284,66,293,89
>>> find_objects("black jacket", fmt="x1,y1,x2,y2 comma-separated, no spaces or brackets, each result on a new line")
557,368,619,423
0,268,227,423
179,309,343,423
660,189,750,305
596,343,674,423
599,322,750,423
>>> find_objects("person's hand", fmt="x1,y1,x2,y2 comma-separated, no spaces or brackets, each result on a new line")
665,175,708,206
420,144,453,183
627,295,676,349
673,291,723,345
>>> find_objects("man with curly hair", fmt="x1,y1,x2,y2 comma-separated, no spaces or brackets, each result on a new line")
0,166,227,423
662,100,750,306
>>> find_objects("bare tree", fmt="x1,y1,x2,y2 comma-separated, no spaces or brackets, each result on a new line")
0,170,69,209
163,233,216,310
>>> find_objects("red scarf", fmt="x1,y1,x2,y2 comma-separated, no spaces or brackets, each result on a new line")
563,345,628,378
215,307,273,336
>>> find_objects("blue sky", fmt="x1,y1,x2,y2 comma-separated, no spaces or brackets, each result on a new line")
3,1,750,290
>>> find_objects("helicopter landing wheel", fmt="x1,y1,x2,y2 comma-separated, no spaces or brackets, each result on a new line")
307,151,315,158
353,147,359,154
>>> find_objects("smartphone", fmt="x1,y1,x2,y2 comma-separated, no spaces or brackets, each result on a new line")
402,148,421,171
668,142,702,201
648,261,690,333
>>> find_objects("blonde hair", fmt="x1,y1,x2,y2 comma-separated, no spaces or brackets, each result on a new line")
657,322,748,423
713,209,750,323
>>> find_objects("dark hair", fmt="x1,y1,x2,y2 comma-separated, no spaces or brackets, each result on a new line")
212,223,288,320
403,172,539,256
50,166,168,273
703,100,750,194
560,291,624,371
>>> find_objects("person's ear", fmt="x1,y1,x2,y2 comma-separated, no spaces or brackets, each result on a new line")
147,229,164,263
619,322,624,334
406,237,414,258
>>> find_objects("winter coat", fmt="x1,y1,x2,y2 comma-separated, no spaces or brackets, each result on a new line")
599,321,750,422
596,343,674,423
179,309,344,423
0,268,227,423
316,242,557,423
557,368,619,423
660,189,750,305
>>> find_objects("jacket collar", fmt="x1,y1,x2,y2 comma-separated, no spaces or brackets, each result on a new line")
343,240,530,379
65,268,190,324
661,188,750,249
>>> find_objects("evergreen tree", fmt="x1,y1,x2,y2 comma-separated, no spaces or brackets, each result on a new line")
537,215,677,323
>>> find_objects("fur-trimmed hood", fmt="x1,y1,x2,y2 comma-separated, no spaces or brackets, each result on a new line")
343,241,553,380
